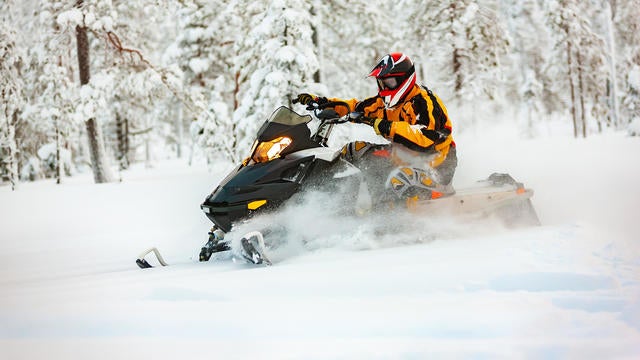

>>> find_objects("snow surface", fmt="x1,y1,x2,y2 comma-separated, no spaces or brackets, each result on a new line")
1,122,640,359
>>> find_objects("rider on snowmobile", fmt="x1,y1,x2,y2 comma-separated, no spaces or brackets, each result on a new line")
296,52,457,206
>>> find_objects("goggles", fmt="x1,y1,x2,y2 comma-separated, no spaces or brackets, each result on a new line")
377,76,402,90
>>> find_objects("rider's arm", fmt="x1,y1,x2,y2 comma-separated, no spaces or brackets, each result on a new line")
386,91,453,154
327,97,359,116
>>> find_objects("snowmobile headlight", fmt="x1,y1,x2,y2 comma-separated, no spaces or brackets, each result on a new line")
251,136,292,163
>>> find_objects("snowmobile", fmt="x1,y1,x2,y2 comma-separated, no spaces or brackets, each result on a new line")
198,101,367,265
136,101,539,268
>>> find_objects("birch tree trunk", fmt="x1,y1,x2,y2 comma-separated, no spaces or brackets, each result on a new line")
2,111,20,190
566,34,578,138
450,2,463,94
577,50,587,138
176,102,183,159
310,5,321,83
604,1,620,128
0,33,21,190
54,116,62,184
75,0,113,183
116,112,129,170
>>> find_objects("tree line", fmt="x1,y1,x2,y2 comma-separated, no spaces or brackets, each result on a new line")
1,0,638,189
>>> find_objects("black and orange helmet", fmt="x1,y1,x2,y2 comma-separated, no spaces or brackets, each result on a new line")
368,53,417,108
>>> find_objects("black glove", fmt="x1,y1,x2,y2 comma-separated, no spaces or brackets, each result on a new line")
372,118,391,136
294,93,328,106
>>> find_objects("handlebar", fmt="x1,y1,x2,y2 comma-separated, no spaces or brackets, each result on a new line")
315,100,350,111
291,98,350,111
292,97,375,125
292,98,378,145
291,98,353,123
314,102,353,125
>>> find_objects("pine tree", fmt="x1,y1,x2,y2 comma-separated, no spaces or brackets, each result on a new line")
546,0,609,137
174,0,258,164
0,26,24,190
173,0,234,93
102,1,184,168
52,0,186,174
318,0,397,99
195,76,235,165
232,0,320,158
2,0,46,185
612,0,640,127
500,0,554,136
404,0,509,121
53,0,114,183
21,0,82,183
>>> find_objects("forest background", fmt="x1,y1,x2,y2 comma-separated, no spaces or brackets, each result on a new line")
1,0,639,188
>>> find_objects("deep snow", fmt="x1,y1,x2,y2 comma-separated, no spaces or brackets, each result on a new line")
1,121,639,359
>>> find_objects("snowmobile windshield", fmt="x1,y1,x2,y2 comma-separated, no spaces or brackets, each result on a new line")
267,106,312,126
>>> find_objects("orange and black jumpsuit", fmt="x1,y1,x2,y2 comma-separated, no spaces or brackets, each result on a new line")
330,84,457,187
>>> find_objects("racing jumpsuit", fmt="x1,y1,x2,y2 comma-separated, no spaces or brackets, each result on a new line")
330,84,457,203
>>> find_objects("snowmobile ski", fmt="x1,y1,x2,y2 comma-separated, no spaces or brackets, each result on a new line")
239,231,272,265
199,228,231,262
136,247,169,269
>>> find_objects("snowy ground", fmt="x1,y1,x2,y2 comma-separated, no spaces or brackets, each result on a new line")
1,124,639,359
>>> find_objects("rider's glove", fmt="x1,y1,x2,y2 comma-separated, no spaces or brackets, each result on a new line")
372,118,391,136
294,93,327,106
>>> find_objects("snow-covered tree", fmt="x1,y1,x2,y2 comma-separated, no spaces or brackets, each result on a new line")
404,0,509,123
51,0,115,183
318,0,397,99
38,65,80,183
0,26,24,190
545,0,609,137
172,1,234,92
110,68,178,167
54,0,187,174
4,0,640,191
612,0,640,127
101,1,185,167
232,0,320,158
500,0,553,136
14,0,83,183
174,0,259,164
193,76,235,164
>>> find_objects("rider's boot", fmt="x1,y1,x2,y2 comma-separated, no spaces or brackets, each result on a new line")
387,167,455,209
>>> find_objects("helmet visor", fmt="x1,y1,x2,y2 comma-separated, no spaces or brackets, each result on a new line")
377,76,401,90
